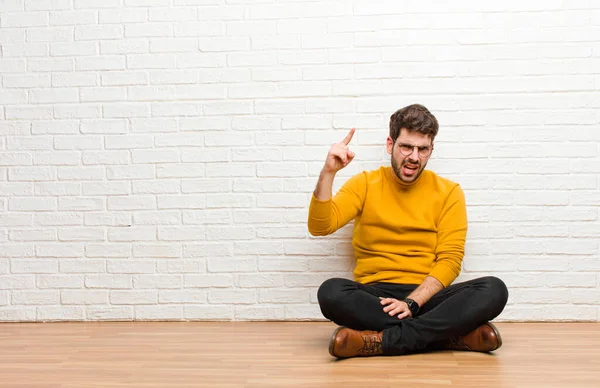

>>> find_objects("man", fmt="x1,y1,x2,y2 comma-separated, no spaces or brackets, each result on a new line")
308,104,508,358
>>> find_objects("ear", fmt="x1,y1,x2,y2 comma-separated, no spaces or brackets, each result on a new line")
386,137,394,154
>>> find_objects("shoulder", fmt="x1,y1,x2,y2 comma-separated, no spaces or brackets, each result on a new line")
423,170,464,197
345,166,384,184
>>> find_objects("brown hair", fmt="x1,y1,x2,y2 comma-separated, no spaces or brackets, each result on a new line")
389,104,439,142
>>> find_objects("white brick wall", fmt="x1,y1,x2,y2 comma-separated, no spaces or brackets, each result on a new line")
0,0,599,322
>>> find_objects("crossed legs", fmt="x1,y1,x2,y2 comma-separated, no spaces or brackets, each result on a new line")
317,276,509,356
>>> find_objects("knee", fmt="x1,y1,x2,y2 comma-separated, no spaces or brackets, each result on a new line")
480,276,509,307
317,278,347,309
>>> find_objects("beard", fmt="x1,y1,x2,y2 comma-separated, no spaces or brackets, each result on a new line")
391,155,427,183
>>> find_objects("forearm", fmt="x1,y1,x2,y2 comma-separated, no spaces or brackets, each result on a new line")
406,276,444,307
313,170,336,200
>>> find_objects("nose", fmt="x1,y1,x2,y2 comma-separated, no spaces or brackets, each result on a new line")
408,147,419,161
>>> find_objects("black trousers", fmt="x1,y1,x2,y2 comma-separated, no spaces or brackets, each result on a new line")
317,276,509,355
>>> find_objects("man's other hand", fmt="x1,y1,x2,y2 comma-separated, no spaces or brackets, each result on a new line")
380,297,412,320
322,127,356,174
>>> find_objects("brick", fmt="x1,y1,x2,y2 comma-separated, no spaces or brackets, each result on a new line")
107,260,156,274
2,43,48,57
182,209,231,225
181,148,228,163
52,72,98,87
107,227,156,242
208,289,255,304
58,197,103,211
1,12,48,27
238,274,284,288
80,86,127,102
0,182,34,196
128,54,176,69
10,259,57,274
149,7,197,21
57,166,105,181
97,8,146,21
159,290,206,303
158,226,205,241
110,290,157,304
100,39,150,55
0,308,36,322
157,259,205,274
0,152,32,166
101,71,148,86
49,10,96,25
235,306,284,320
0,29,25,45
157,164,205,178
26,26,73,43
174,21,223,37
5,164,55,181
58,227,104,242
133,210,181,225
107,195,156,211
82,151,130,166
75,25,123,41
132,180,180,194
35,213,82,226
233,241,282,255
107,165,155,180
85,242,131,258
59,260,105,273
61,290,108,304
134,305,183,320
134,275,182,289
151,102,201,117
84,213,130,227
149,37,197,53
131,149,179,164
54,104,102,119
12,290,59,305
133,244,181,258
184,305,233,320
85,274,132,289
38,275,84,289
87,306,134,321
259,289,310,304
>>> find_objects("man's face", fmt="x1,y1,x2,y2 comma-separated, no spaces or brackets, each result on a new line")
386,128,433,183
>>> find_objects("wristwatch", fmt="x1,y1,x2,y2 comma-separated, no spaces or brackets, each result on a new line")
404,298,420,316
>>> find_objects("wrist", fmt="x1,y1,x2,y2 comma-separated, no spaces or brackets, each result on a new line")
319,169,337,179
404,298,420,316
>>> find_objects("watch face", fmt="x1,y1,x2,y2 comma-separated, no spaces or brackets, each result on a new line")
406,299,418,314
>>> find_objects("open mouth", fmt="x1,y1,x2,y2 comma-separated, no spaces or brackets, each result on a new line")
402,164,419,176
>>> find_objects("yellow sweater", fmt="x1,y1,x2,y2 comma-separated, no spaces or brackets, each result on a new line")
308,166,467,287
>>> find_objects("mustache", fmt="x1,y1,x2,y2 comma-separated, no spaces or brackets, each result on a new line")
401,160,420,167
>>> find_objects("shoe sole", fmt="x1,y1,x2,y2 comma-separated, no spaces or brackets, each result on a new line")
486,322,502,351
328,326,345,357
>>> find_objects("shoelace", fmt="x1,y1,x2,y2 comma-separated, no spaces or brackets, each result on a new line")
358,334,382,354
446,335,470,350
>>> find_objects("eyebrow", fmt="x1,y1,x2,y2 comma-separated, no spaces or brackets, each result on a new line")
398,142,431,148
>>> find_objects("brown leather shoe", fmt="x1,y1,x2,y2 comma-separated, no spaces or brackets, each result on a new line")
444,322,502,352
328,327,384,358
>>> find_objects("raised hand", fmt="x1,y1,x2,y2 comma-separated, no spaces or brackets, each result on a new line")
322,128,356,174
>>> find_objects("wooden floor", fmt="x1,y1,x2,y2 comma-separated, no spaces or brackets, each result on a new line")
1,322,599,387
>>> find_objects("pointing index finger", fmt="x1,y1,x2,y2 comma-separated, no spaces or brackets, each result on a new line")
341,127,355,145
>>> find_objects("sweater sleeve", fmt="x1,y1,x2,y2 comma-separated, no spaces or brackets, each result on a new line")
307,172,366,236
429,184,468,287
